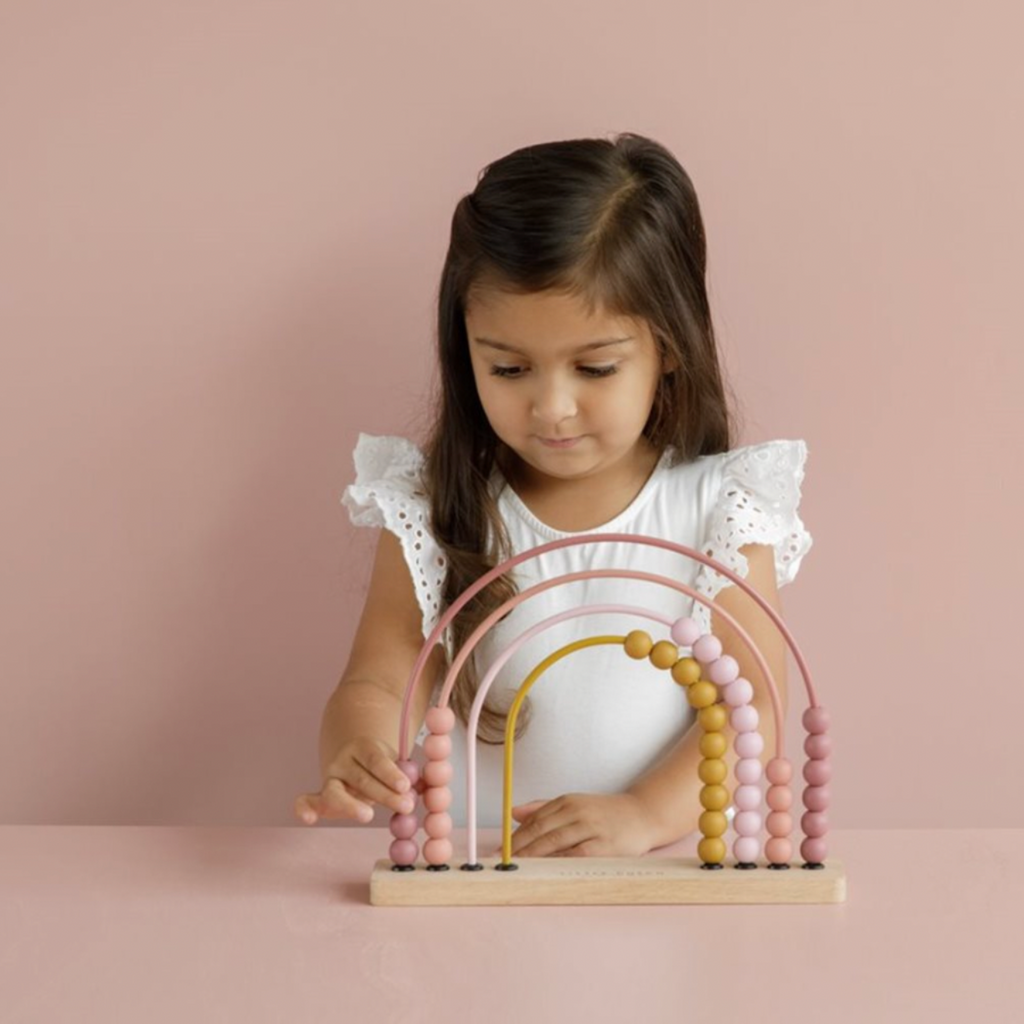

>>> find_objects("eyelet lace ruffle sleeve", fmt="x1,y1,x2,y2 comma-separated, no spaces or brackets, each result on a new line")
340,433,450,652
691,439,813,637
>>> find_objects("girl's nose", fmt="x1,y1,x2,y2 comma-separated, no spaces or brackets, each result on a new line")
531,377,578,427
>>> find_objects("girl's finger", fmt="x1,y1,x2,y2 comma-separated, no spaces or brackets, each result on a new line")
347,757,416,816
314,778,376,822
365,749,413,795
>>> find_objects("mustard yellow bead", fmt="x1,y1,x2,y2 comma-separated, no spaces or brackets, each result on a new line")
671,656,701,686
700,810,728,837
688,680,718,709
698,836,726,864
699,704,728,733
698,758,728,785
699,783,729,811
700,731,727,759
624,630,653,659
649,640,678,670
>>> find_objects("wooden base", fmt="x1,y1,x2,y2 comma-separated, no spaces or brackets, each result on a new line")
370,856,847,906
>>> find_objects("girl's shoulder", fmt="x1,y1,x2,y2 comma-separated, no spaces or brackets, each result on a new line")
340,432,429,527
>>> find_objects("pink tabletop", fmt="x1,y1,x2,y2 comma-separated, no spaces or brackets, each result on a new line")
1,826,1021,1023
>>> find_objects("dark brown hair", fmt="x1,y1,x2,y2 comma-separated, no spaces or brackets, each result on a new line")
421,132,738,743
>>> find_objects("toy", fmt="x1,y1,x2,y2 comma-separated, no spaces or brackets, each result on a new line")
370,532,846,905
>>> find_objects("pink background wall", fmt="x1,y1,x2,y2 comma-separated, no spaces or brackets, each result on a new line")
1,1,1020,827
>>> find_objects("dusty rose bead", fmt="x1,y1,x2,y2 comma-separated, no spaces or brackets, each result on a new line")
735,731,764,759
767,785,793,812
803,706,830,734
733,836,760,864
802,811,828,838
389,813,417,840
803,758,832,786
423,838,453,865
425,706,456,735
670,616,701,646
724,677,754,707
693,634,723,664
730,704,759,734
766,757,792,785
804,733,832,759
390,838,418,867
423,786,452,813
735,758,763,784
801,836,828,863
803,785,830,812
734,810,762,836
397,759,420,787
766,810,793,837
708,655,740,686
423,812,453,839
423,760,453,787
765,836,792,864
735,784,761,811
423,733,452,761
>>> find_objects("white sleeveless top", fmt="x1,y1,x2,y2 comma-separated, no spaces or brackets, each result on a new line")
342,433,812,828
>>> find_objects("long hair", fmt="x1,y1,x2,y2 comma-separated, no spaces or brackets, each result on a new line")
421,132,738,744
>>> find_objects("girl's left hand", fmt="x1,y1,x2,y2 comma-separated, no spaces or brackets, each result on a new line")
507,792,655,858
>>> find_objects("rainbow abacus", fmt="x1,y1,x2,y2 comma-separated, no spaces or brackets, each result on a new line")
370,532,846,906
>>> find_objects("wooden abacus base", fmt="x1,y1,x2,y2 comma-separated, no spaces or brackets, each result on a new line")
370,856,847,906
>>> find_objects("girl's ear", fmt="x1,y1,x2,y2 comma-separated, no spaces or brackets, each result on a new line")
661,350,681,374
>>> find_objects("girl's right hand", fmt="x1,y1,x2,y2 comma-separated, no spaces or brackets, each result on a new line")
293,737,420,825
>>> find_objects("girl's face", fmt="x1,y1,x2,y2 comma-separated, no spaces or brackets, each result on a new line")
465,288,670,490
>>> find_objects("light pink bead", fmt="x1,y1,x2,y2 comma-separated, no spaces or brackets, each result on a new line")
670,616,701,646
423,733,452,761
804,733,832,759
733,836,760,864
734,810,762,836
735,758,763,784
423,786,452,813
423,812,453,839
390,838,418,867
734,730,764,759
766,757,792,785
724,677,754,707
708,655,740,686
423,838,453,865
765,836,792,864
730,704,759,734
803,758,832,786
767,785,793,811
766,810,793,837
389,813,418,840
803,785,830,812
425,706,456,735
693,634,723,664
801,836,828,863
423,760,453,787
397,759,420,786
803,706,830,735
735,784,761,811
802,811,828,838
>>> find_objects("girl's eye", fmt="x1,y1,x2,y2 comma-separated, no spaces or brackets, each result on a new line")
489,365,619,379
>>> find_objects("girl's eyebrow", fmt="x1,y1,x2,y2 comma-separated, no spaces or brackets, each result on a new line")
472,336,634,355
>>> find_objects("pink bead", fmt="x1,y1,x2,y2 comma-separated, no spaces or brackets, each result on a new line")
693,634,723,664
735,758,763,784
389,813,418,840
801,836,828,863
423,733,452,761
724,677,754,707
389,838,418,867
425,706,456,735
766,757,792,785
803,758,832,786
733,836,760,864
730,704,759,734
397,760,420,786
803,784,830,812
766,785,793,811
734,730,764,759
423,812,453,839
735,784,761,812
423,786,452,813
423,760,453,787
423,838,453,866
734,810,762,836
804,733,832,759
766,810,793,838
803,706,830,735
708,655,740,686
802,811,828,838
670,616,701,646
765,836,792,865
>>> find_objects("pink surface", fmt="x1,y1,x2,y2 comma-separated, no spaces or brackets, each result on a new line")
2,826,1022,1022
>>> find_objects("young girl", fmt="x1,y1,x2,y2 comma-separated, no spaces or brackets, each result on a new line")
294,132,812,858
